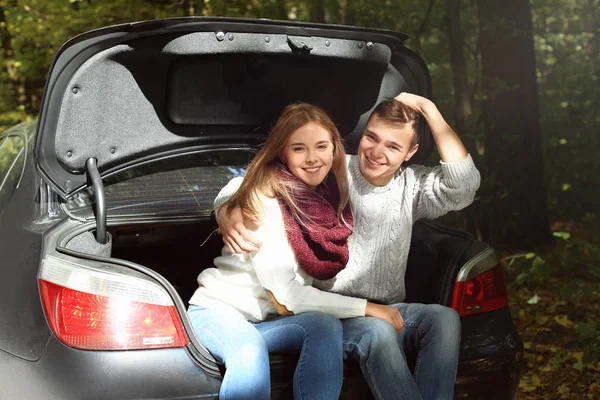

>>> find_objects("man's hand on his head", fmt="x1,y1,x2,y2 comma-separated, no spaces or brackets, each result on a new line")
394,92,434,114
395,92,468,162
216,206,262,254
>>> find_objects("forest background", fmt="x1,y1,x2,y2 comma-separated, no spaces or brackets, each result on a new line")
0,0,598,398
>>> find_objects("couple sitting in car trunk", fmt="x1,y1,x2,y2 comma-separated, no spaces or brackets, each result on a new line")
187,92,481,400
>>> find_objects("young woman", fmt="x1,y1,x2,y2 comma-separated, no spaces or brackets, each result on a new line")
187,103,367,400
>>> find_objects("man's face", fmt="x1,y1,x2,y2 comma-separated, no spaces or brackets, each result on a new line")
358,115,419,186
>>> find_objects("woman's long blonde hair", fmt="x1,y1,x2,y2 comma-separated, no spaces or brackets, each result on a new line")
224,103,349,223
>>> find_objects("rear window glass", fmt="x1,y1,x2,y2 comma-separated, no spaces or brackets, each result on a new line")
64,149,252,219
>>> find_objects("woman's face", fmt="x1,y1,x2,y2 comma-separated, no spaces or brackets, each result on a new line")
280,122,335,190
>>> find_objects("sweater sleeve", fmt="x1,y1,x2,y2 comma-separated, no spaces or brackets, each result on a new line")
213,176,244,211
249,196,367,319
412,153,481,220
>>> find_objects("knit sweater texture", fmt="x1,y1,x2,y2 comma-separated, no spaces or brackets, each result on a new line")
188,192,367,322
213,154,480,305
313,154,481,303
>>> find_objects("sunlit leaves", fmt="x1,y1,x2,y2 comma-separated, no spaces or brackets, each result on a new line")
554,314,574,328
553,231,571,240
527,294,540,304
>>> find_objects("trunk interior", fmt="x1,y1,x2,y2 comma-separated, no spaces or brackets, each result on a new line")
107,219,224,306
60,207,487,400
84,217,471,309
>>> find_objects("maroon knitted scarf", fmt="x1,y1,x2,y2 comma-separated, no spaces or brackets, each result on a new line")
276,167,353,280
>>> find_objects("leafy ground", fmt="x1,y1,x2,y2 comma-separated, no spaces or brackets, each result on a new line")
504,214,600,399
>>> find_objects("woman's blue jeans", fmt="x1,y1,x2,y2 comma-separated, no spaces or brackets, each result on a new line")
188,305,343,400
342,303,461,400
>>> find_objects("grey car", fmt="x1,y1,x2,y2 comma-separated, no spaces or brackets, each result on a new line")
0,17,522,399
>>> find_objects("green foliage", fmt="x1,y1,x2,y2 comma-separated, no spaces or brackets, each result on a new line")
0,0,186,114
530,0,600,220
0,109,34,135
553,231,571,240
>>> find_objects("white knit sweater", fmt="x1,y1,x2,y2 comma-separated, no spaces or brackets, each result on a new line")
313,154,481,303
188,192,367,322
211,154,480,306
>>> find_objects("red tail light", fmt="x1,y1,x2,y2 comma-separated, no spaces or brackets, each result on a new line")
452,264,508,316
39,256,188,350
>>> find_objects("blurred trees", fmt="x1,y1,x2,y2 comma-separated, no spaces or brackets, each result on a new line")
477,0,551,248
0,0,596,249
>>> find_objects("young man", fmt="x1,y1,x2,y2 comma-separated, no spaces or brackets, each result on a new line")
215,93,481,400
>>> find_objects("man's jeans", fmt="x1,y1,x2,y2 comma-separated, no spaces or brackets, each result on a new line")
188,305,343,400
343,303,461,400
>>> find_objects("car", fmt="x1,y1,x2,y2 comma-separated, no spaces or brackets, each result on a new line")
0,17,523,399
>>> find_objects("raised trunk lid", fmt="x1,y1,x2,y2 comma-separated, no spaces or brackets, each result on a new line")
35,17,432,200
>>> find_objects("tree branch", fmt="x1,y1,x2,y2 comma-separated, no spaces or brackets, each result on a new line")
411,0,436,58
417,0,437,36
23,4,47,19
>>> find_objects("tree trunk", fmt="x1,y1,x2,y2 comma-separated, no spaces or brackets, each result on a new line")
412,0,436,57
445,0,481,238
0,3,27,108
446,0,473,147
340,0,355,26
181,0,195,16
477,0,552,249
310,0,326,23
586,0,599,73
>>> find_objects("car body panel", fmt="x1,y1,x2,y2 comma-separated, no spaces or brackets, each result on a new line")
0,122,56,361
0,336,220,400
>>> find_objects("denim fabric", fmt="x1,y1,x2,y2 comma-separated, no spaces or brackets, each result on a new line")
188,305,343,400
342,303,461,400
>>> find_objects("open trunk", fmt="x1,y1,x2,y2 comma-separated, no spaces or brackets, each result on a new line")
56,211,513,399
57,215,458,399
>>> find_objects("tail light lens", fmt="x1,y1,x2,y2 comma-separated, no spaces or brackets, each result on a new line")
452,263,508,317
39,255,188,350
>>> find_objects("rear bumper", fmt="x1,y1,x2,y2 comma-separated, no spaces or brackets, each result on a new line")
0,335,220,400
455,354,521,400
456,307,523,400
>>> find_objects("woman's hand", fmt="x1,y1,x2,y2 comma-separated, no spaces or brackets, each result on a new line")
365,302,404,333
265,289,294,316
216,206,262,253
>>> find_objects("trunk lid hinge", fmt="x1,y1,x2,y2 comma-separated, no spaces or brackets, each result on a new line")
85,158,108,244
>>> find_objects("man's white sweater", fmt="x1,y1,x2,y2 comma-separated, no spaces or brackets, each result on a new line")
213,154,481,306
313,154,480,304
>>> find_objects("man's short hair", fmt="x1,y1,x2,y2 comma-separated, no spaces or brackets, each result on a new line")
368,98,421,147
